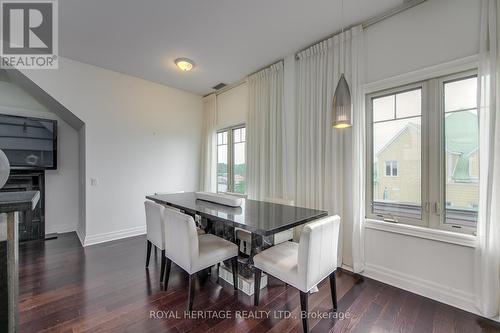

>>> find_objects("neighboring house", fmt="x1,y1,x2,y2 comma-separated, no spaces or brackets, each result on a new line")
374,123,421,206
443,111,479,210
374,111,478,211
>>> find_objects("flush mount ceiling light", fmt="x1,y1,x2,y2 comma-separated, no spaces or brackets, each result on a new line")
175,58,195,71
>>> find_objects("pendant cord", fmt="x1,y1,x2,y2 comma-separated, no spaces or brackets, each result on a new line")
340,0,344,75
341,0,344,34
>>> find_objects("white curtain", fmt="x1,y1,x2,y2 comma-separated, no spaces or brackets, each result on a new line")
199,94,217,192
247,62,286,200
348,28,365,273
296,26,364,266
475,0,500,319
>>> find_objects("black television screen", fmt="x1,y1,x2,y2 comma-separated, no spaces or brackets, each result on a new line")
0,114,57,169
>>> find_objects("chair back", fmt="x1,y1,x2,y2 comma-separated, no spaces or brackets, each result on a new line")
144,201,166,249
163,208,199,273
298,215,340,291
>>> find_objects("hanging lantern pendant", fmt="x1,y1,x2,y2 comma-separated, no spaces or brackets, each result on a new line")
332,73,352,129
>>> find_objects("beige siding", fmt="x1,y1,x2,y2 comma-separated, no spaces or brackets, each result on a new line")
469,151,479,179
375,126,478,210
446,183,478,208
376,127,421,205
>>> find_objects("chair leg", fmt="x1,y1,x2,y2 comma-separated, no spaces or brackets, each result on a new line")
300,291,309,333
160,250,166,283
254,268,262,306
217,262,220,282
231,257,238,290
163,258,172,290
145,240,152,268
329,270,338,311
187,274,196,312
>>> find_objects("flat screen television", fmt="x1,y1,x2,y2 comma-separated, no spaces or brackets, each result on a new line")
0,114,57,169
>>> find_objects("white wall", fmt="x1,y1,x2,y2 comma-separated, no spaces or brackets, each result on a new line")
0,78,80,234
77,126,86,243
364,0,480,84
363,228,476,313
351,0,481,315
21,58,203,245
216,82,248,129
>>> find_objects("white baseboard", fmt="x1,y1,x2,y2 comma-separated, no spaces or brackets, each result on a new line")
363,262,479,316
341,264,354,273
76,226,85,246
83,225,146,247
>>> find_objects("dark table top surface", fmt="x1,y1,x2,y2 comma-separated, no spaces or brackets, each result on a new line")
0,190,40,213
146,192,328,236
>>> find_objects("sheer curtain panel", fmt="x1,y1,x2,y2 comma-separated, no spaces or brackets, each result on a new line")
296,26,364,268
475,0,500,319
247,62,287,200
199,94,217,192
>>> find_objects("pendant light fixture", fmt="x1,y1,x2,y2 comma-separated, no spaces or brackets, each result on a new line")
332,0,352,129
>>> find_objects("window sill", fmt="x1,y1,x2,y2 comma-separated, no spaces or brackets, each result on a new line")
365,219,476,248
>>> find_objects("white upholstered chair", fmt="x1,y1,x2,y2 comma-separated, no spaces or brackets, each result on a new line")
145,200,205,286
163,208,239,311
155,191,205,232
144,201,168,282
253,215,340,333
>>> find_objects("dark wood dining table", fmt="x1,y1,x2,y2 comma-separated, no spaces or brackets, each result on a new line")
146,192,327,236
145,192,328,282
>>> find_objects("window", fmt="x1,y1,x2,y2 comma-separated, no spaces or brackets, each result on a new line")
232,127,246,194
366,71,478,234
443,75,478,228
217,125,246,194
369,86,423,221
216,131,228,192
385,161,399,177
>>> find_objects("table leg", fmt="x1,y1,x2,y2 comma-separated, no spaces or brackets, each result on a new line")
8,212,17,333
0,212,18,333
248,233,273,266
202,217,213,234
247,232,261,267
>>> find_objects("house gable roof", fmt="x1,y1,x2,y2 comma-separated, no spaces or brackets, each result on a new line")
376,111,478,182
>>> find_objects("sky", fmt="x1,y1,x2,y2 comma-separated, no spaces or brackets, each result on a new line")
373,76,477,155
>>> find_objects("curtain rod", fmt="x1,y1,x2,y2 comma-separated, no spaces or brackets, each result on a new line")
205,59,284,97
295,0,427,58
205,0,427,97
246,59,284,77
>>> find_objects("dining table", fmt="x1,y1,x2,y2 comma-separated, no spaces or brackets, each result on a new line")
145,192,328,291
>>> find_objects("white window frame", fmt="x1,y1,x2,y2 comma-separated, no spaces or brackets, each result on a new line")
385,160,399,177
434,70,478,234
216,124,246,195
366,69,478,235
366,81,428,227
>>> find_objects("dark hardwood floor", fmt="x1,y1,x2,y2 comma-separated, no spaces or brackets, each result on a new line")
18,233,499,333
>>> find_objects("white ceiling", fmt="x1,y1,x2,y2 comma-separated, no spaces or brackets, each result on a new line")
60,0,403,95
